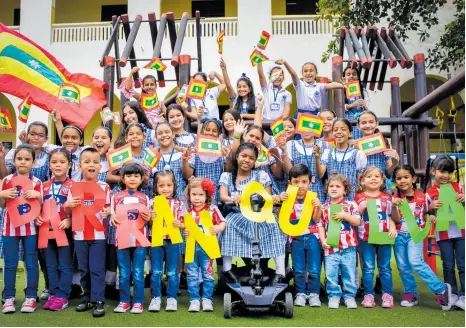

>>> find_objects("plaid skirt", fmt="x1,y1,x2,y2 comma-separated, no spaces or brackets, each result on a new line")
221,212,285,258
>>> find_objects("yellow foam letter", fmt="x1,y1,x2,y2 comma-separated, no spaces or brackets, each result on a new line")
184,211,221,263
239,181,275,223
278,185,317,236
151,195,183,247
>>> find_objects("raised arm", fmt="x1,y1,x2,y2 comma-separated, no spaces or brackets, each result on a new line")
276,59,299,86
220,58,235,99
125,67,142,101
0,143,12,179
257,62,267,89
209,71,227,93
51,109,64,143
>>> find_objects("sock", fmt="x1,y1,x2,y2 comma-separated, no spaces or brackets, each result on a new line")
105,271,117,285
274,255,286,276
145,260,152,275
222,256,232,272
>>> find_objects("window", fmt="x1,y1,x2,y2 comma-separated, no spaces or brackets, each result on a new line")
101,4,128,22
286,0,317,15
192,0,225,18
13,8,20,26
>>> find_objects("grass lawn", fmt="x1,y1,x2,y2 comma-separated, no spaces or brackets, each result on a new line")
0,258,464,327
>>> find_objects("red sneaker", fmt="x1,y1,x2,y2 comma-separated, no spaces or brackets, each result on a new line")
114,302,131,313
2,298,16,313
43,295,57,310
21,298,37,313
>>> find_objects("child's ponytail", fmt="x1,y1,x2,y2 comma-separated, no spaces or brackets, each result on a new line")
423,156,433,192
455,156,460,183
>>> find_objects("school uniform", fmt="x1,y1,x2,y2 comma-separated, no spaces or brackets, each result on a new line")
5,149,50,182
345,88,370,140
153,150,186,201
229,93,259,115
262,85,292,121
188,154,225,204
293,80,328,118
189,87,221,120
174,132,196,149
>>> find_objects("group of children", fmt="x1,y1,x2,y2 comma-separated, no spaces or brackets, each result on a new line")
0,58,464,318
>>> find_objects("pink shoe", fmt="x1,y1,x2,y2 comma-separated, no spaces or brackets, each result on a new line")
49,297,69,311
362,294,375,308
43,295,57,310
381,293,394,308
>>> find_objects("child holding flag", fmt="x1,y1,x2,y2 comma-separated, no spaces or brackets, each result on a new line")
1,145,42,314
344,66,369,139
221,109,241,149
120,67,156,102
319,110,336,144
91,127,116,184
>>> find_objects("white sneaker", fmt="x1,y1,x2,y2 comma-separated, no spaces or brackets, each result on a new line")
344,298,357,309
328,297,340,309
202,299,213,312
148,297,161,312
308,293,321,307
20,298,37,313
40,289,50,301
130,303,143,314
114,302,131,313
166,298,178,312
455,295,465,310
294,293,307,307
2,298,16,313
189,300,201,312
451,294,459,306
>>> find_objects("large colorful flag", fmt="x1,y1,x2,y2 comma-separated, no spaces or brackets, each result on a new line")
18,94,32,123
140,91,160,111
346,81,361,99
196,136,222,157
0,24,107,129
256,144,269,166
296,113,323,137
270,116,285,140
0,109,15,132
143,147,162,169
106,145,132,171
257,31,271,49
355,133,387,155
58,83,80,106
250,49,269,67
187,80,207,100
143,57,167,72
217,29,225,54
100,107,121,125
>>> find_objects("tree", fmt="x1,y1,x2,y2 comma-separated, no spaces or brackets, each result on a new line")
316,0,464,72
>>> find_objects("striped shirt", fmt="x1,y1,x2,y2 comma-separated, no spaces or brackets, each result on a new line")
149,197,186,240
354,192,392,242
282,196,319,238
43,178,73,220
183,204,225,231
394,191,427,233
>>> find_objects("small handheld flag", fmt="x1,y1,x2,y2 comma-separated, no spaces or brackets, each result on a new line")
250,49,269,67
176,84,189,104
296,113,323,137
143,147,162,169
256,144,269,166
269,70,282,83
355,133,387,156
106,145,132,171
58,83,80,106
257,30,271,50
0,109,15,132
18,94,32,123
187,80,207,100
270,116,285,140
141,91,160,111
100,108,121,125
217,29,225,55
324,137,336,148
346,81,361,99
143,57,167,72
196,136,223,157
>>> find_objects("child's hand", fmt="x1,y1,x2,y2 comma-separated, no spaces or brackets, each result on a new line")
280,192,288,202
130,66,140,76
65,197,81,208
313,144,321,159
312,198,321,209
18,130,28,144
272,194,280,205
230,195,241,205
180,101,189,110
184,229,190,238
332,212,346,221
220,58,227,70
23,190,40,200
358,200,368,213
348,139,357,147
257,94,264,107
384,149,400,162
429,215,437,224
456,194,465,203
233,119,247,138
0,142,6,157
429,200,442,210
275,59,286,65
277,135,287,151
321,239,330,250
0,188,19,199
389,227,398,239
110,214,119,226
59,218,71,230
222,146,231,158
50,108,62,123
208,71,216,81
141,212,152,222
101,207,110,218
35,216,44,226
196,107,204,121
392,198,403,206
182,145,193,161
173,220,184,228
210,225,222,235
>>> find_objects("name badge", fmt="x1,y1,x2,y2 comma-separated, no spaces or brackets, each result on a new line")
270,103,280,111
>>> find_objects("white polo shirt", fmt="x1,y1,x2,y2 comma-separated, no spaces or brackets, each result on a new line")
189,86,221,120
294,80,327,112
262,85,292,120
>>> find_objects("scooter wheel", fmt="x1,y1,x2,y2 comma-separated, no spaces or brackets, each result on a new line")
224,293,232,318
284,292,293,318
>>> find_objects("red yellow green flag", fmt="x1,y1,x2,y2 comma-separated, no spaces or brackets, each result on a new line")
176,84,188,104
143,147,162,168
250,49,269,67
296,113,323,137
196,136,222,157
58,83,80,106
143,57,167,72
187,80,207,100
269,70,282,83
346,81,361,99
217,29,225,54
270,116,285,140
18,94,32,123
324,137,336,148
106,144,132,171
355,133,387,155
256,144,269,166
0,109,15,132
140,91,160,111
257,30,270,49
100,107,121,125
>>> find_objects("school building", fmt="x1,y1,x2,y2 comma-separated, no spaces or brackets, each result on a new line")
0,0,464,157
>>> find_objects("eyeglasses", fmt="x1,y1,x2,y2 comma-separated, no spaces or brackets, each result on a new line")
28,132,47,139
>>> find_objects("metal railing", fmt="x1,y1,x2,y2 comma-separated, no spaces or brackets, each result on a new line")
272,15,336,35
